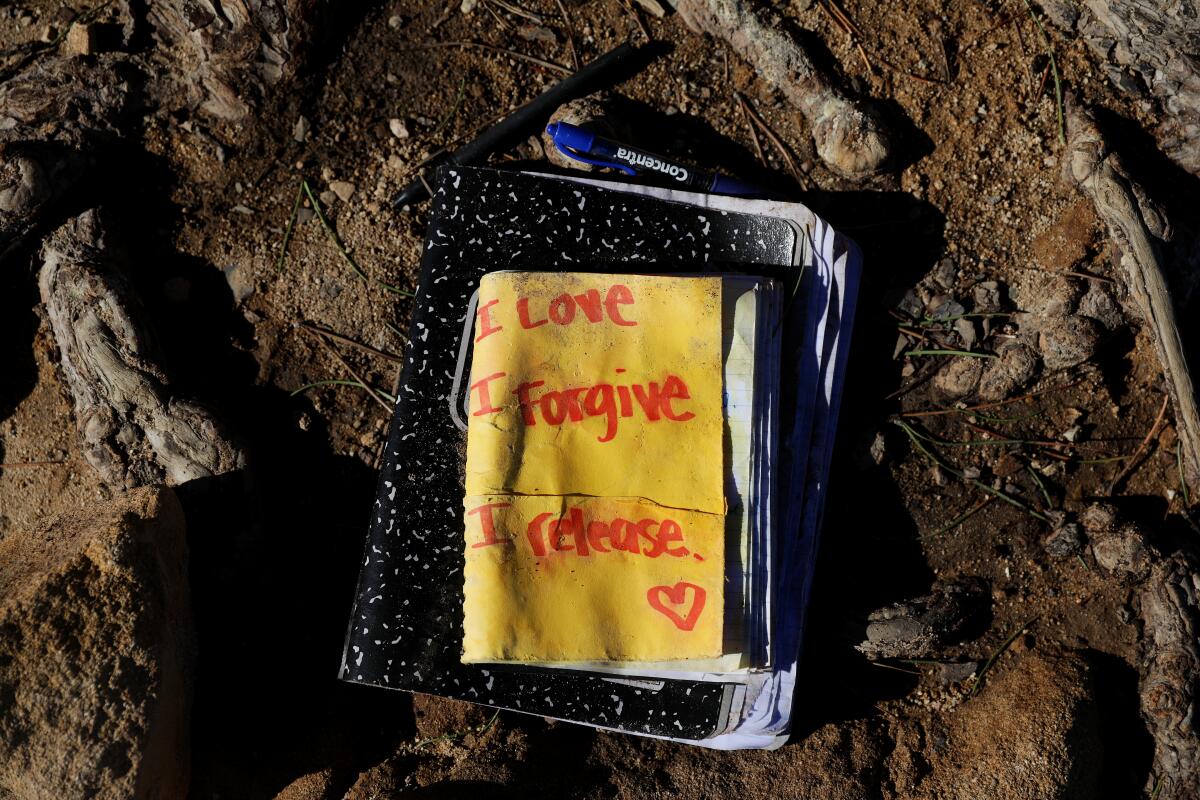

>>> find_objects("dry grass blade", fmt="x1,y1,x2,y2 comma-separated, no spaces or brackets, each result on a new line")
485,2,512,30
400,41,570,75
552,0,579,69
385,320,409,342
276,181,304,270
1108,393,1170,493
901,380,1085,418
307,330,395,414
300,180,415,297
488,0,543,23
907,349,996,358
895,419,1051,523
300,322,405,364
290,379,396,404
735,92,805,187
736,94,768,168
1019,0,1066,145
433,77,467,137
1179,442,1192,506
622,0,651,41
970,618,1036,697
922,496,994,540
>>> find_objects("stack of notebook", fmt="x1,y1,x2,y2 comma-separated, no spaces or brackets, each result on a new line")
340,165,861,749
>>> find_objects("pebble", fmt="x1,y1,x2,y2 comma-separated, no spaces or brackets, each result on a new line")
1079,503,1119,533
932,257,958,290
388,118,410,139
977,342,1039,402
929,298,965,321
1038,315,1102,370
388,14,403,28
293,115,310,143
972,280,1002,313
64,23,94,55
938,661,979,685
223,263,254,303
1044,523,1084,558
954,317,977,349
461,0,479,13
932,356,984,399
329,180,356,203
1091,524,1151,580
319,189,337,207
1076,282,1123,331
869,432,887,465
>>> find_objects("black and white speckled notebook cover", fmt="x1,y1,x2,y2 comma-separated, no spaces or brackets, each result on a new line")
339,166,799,739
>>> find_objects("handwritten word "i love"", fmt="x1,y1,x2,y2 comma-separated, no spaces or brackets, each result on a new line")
475,283,637,343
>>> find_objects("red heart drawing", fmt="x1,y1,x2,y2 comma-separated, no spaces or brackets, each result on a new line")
646,582,707,631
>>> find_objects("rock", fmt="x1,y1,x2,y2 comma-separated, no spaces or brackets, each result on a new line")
387,14,403,29
1076,282,1123,331
938,660,980,685
0,487,193,800
931,257,958,290
319,189,337,207
869,431,887,465
517,24,557,45
222,262,254,303
1091,523,1152,580
929,298,965,321
388,118,409,139
953,318,977,349
972,280,1003,313
633,0,668,16
1038,315,1102,370
932,356,984,399
1011,273,1081,320
293,114,310,143
1079,502,1119,533
920,648,1101,799
1041,0,1080,28
64,23,97,57
977,343,1040,402
1044,523,1085,558
460,0,478,13
543,95,626,171
856,577,990,660
897,288,924,319
329,180,355,203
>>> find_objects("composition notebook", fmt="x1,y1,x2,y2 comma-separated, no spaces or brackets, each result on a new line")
340,165,861,749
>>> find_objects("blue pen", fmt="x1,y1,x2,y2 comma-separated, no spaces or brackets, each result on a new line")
546,121,765,197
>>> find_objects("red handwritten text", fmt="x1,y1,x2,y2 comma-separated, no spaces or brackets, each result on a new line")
512,373,695,442
525,506,694,559
513,283,637,329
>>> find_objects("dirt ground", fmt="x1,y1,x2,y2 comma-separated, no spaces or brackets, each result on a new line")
3,0,1198,797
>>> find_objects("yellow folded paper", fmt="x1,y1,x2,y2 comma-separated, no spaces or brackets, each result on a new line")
463,495,724,662
465,271,725,512
462,272,725,663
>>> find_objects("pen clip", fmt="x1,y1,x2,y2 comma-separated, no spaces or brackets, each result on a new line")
551,140,637,176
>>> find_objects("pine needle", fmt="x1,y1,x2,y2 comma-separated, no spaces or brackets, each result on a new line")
276,181,304,270
300,179,416,297
290,379,396,403
895,420,1051,523
1020,0,1066,146
970,618,1036,697
906,349,997,358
